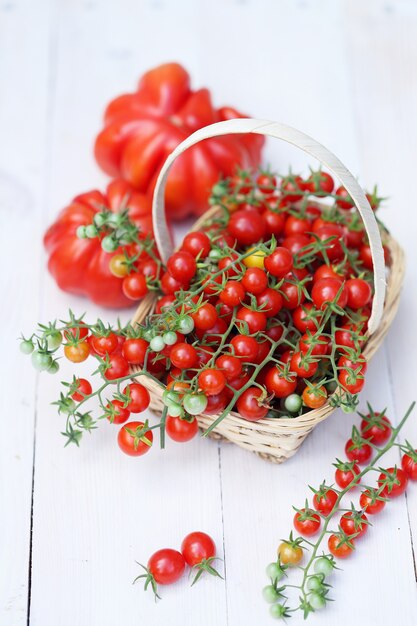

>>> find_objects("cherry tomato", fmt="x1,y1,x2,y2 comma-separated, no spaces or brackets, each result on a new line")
280,279,306,309
147,548,185,585
293,509,321,536
335,462,361,489
256,288,283,317
91,333,119,356
256,173,277,194
242,246,266,269
280,174,304,202
265,366,297,398
304,171,334,195
182,231,211,258
122,338,149,365
328,533,354,558
106,399,130,424
228,209,266,246
313,487,338,516
302,386,327,409
236,308,267,334
219,281,245,307
292,303,322,333
338,368,365,394
311,277,348,310
264,247,293,278
230,335,259,361
191,303,218,330
284,215,311,237
378,467,408,498
198,369,227,396
360,412,392,444
345,438,372,464
166,416,199,442
282,234,311,257
335,185,354,210
122,273,148,300
340,511,368,538
109,254,129,278
122,382,150,413
359,489,386,515
104,354,130,381
64,322,89,341
181,531,216,566
64,341,90,363
170,343,198,369
71,378,92,401
299,333,330,356
290,352,318,378
277,541,303,565
346,278,372,309
313,224,346,261
117,421,153,456
215,355,242,381
402,450,417,480
263,209,286,236
237,387,268,421
242,267,268,295
167,250,197,282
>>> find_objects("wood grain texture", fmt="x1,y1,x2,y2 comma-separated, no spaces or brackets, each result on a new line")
1,1,416,625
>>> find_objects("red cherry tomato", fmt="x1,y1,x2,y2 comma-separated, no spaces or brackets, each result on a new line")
166,416,199,442
147,548,185,585
122,338,149,365
236,387,268,421
293,509,321,536
340,511,368,538
118,421,153,456
122,383,150,413
378,467,408,498
71,378,92,401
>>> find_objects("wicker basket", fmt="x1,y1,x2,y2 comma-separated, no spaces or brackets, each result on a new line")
131,119,405,463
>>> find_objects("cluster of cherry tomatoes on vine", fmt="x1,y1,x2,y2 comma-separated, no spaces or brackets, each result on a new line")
22,166,389,455
263,404,417,619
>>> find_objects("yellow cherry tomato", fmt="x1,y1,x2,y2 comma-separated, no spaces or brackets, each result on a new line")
277,541,303,566
109,254,129,278
64,342,90,363
243,246,266,268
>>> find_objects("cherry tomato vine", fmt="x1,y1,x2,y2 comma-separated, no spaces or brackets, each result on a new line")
263,402,417,619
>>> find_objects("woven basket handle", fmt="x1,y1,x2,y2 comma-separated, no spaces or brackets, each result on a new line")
152,118,386,334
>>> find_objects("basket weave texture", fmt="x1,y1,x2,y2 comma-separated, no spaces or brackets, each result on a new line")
131,206,405,464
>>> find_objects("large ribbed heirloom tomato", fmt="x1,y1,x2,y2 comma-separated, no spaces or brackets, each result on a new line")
94,62,264,219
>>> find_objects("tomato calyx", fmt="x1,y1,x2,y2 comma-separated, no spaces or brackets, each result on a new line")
124,420,153,450
133,562,161,601
190,557,224,586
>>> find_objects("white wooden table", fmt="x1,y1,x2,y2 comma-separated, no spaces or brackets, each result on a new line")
1,1,417,624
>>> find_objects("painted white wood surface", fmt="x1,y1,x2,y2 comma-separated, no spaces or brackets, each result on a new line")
1,1,416,625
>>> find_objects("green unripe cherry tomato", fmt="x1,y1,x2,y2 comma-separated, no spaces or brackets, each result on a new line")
150,336,165,352
31,351,52,371
162,390,180,407
270,604,287,619
208,249,222,260
262,585,279,603
45,330,62,351
94,212,107,228
20,339,34,355
85,224,98,238
163,331,177,346
76,225,87,239
306,575,324,592
183,393,208,415
101,235,119,253
166,403,183,418
178,316,194,334
284,393,302,413
314,556,334,577
47,360,60,374
265,562,285,583
308,591,326,610
60,398,76,414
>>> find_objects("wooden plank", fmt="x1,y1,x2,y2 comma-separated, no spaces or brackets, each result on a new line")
0,1,53,624
28,1,227,624
345,0,417,575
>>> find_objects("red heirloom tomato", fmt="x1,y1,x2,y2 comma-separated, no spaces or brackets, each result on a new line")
44,179,153,308
94,63,264,219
